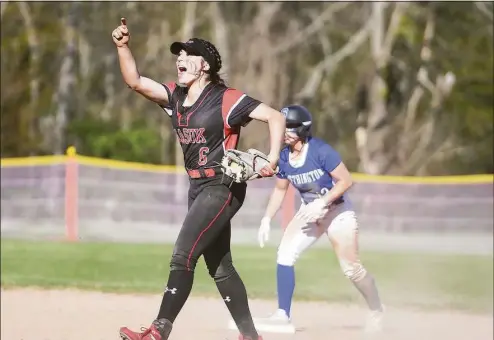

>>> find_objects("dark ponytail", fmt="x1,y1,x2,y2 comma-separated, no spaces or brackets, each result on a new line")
208,71,225,85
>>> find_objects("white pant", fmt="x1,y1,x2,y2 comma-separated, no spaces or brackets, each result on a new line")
277,201,367,281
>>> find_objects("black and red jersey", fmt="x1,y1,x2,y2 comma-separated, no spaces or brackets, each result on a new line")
160,82,261,170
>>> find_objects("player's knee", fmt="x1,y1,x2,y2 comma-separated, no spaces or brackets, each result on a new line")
342,262,367,282
277,247,299,266
170,249,197,272
208,252,236,282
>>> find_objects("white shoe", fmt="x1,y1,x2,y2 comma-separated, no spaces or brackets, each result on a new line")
228,309,296,334
364,305,385,333
253,309,296,334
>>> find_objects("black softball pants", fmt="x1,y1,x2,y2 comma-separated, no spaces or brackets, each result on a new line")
156,177,259,338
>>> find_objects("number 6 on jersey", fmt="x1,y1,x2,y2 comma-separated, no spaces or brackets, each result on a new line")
198,147,209,166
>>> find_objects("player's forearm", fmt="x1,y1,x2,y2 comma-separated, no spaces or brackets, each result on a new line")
321,180,353,206
266,111,286,160
264,187,287,219
117,45,142,89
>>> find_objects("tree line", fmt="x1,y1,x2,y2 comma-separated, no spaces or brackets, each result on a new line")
1,2,492,175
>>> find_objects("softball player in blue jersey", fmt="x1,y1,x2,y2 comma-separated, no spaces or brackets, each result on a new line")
253,105,384,334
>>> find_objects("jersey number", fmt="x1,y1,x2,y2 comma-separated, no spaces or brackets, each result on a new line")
320,187,329,196
198,147,209,166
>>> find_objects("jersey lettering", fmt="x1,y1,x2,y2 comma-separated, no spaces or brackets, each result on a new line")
163,83,261,170
198,147,209,166
287,169,325,185
277,137,346,204
175,128,206,144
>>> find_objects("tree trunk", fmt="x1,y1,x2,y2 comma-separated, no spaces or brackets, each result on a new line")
355,3,407,174
1,2,8,19
17,2,40,155
52,2,79,155
101,54,116,122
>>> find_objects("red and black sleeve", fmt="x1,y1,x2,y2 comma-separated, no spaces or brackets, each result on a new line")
159,82,177,117
221,88,262,129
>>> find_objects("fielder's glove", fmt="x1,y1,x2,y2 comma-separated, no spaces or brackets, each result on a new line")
220,149,278,183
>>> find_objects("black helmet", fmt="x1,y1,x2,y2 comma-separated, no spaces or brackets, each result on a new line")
281,105,313,139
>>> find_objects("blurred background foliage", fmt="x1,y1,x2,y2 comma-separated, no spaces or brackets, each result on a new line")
1,1,492,175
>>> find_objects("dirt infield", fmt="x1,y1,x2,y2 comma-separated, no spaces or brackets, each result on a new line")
1,288,492,340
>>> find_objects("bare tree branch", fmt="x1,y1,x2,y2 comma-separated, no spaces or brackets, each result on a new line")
405,116,436,174
475,1,493,21
100,54,116,121
401,7,457,175
370,2,385,65
296,19,372,101
256,2,283,34
414,136,454,175
272,2,350,56
404,79,456,176
372,2,407,68
355,2,411,175
403,7,436,136
381,3,409,65
210,2,230,81
182,1,197,40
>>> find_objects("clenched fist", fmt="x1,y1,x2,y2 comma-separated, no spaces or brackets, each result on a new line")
112,18,130,47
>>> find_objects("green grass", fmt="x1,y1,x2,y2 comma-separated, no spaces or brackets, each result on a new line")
1,239,492,313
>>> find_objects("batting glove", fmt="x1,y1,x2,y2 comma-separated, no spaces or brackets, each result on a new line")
258,216,271,248
296,198,329,223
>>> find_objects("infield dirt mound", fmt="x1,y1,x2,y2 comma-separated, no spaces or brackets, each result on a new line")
1,288,492,340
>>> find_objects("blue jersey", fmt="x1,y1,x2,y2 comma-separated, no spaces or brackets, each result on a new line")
276,137,345,204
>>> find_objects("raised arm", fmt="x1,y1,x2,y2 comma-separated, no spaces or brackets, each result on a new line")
112,18,169,106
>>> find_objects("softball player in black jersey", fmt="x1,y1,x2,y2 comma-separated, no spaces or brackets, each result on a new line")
112,17,286,340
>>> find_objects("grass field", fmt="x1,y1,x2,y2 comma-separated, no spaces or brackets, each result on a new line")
1,239,492,313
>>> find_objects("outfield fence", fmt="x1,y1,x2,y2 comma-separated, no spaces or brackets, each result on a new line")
1,147,493,243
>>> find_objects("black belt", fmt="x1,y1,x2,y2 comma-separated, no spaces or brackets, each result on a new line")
186,167,223,179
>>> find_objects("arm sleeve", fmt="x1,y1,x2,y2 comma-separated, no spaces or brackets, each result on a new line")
222,88,262,128
276,170,287,179
275,150,288,179
159,82,177,117
319,143,342,173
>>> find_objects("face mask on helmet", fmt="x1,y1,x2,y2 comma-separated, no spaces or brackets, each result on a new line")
286,122,310,138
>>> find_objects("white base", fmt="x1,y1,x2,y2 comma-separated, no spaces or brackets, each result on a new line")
228,319,296,334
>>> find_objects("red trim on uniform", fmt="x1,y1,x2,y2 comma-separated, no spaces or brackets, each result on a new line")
222,88,243,150
187,168,216,178
224,133,239,150
188,170,200,178
222,89,244,128
177,85,216,127
204,168,215,177
186,192,232,271
163,82,177,95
